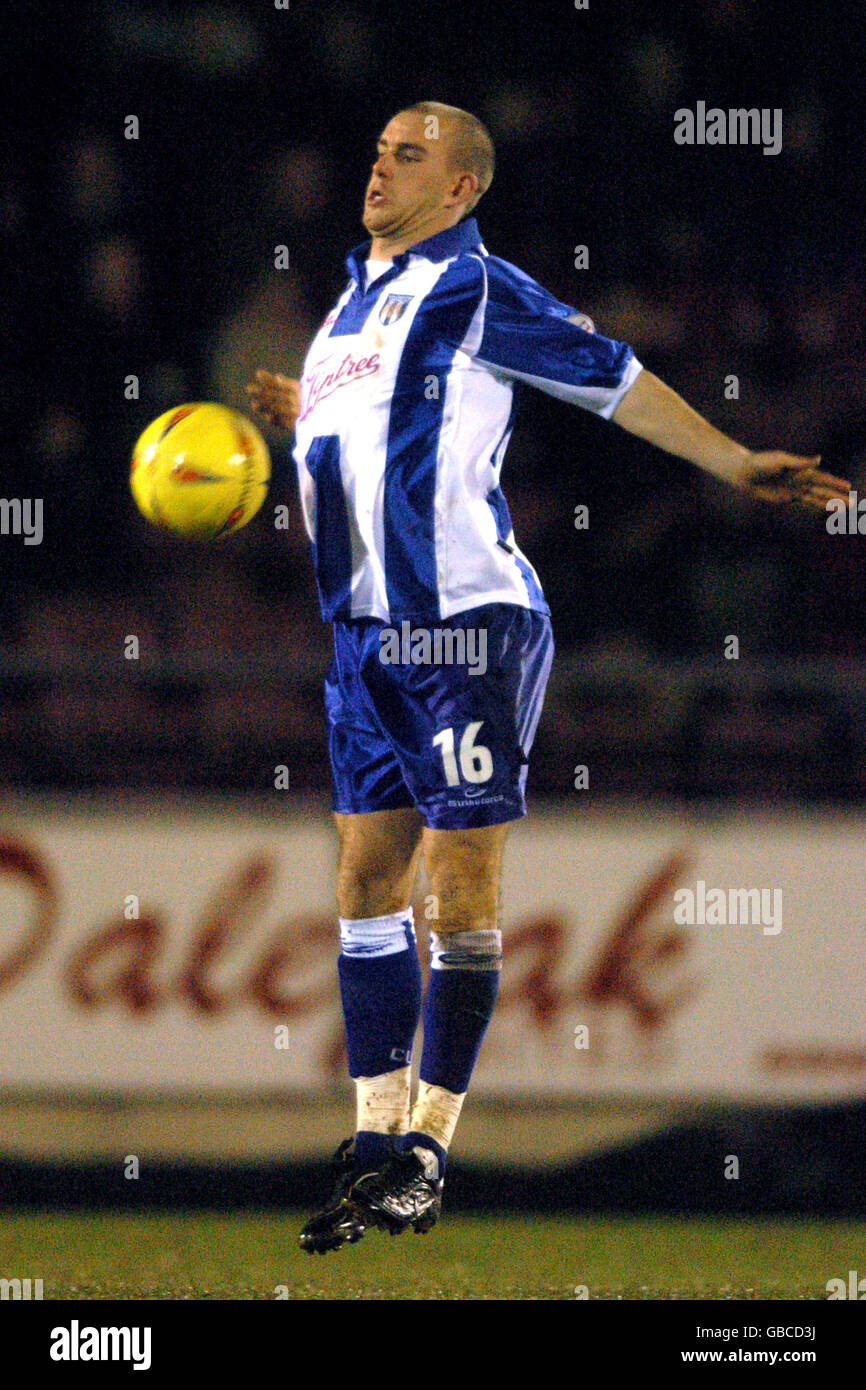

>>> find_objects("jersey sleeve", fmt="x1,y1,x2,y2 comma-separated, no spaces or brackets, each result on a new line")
469,255,642,419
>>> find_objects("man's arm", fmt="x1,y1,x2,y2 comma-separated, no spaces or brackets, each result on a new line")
463,259,849,508
611,368,850,509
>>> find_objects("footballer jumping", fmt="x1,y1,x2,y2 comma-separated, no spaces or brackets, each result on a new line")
247,101,849,1253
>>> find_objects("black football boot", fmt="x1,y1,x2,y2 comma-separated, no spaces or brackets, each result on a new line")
298,1139,369,1254
351,1147,444,1236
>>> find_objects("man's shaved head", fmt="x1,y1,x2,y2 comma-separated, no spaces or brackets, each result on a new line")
399,101,495,213
363,103,494,253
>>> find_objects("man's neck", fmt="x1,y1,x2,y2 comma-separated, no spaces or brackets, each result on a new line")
369,213,466,261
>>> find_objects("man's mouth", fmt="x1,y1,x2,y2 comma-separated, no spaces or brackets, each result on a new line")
366,188,387,206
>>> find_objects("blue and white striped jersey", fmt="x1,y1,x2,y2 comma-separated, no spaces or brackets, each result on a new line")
292,217,641,623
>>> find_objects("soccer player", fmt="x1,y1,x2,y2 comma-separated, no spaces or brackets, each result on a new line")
247,101,848,1253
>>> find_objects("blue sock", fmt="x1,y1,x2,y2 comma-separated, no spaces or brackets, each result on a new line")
353,1131,395,1166
404,928,502,1174
337,909,422,1165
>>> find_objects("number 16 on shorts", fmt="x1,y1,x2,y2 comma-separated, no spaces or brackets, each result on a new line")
433,722,493,787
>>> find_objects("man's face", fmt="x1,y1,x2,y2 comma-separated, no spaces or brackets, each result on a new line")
363,111,464,242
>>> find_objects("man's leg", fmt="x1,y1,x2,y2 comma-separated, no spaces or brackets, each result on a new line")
300,807,424,1253
335,807,425,1165
351,821,507,1234
407,823,507,1170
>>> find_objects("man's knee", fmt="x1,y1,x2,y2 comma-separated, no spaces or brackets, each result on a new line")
422,824,508,934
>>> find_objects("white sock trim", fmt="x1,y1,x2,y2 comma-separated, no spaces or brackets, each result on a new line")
410,1080,466,1151
429,927,501,971
355,1066,412,1135
340,907,415,958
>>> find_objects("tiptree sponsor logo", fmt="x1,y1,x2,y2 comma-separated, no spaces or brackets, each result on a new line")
297,351,381,421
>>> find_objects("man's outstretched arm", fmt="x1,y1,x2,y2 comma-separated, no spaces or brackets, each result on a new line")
611,368,850,510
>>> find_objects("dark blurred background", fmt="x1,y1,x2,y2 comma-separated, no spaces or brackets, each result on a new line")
4,0,866,799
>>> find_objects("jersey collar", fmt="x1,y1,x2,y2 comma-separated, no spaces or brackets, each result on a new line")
345,217,482,287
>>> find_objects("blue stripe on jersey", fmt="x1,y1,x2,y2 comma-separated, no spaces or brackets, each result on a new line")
383,257,485,620
485,391,545,607
486,482,546,609
328,280,392,338
476,257,632,388
306,434,353,616
513,547,547,608
485,393,519,543
486,483,513,543
490,386,519,471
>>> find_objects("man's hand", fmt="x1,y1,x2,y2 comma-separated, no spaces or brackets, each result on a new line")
246,370,300,430
732,452,851,511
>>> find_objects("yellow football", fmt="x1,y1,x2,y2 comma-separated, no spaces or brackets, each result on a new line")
130,403,270,540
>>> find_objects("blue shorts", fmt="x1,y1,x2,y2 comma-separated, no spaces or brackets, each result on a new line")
325,603,554,829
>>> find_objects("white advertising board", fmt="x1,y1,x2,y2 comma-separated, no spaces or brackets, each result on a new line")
0,801,863,1102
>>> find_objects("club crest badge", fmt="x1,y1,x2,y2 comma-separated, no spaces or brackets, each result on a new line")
378,293,413,325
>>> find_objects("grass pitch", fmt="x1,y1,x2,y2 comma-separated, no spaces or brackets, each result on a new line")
0,1212,859,1299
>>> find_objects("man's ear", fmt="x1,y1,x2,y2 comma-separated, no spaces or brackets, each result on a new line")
449,170,480,211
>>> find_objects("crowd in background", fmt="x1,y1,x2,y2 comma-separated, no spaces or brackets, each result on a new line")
3,0,866,790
